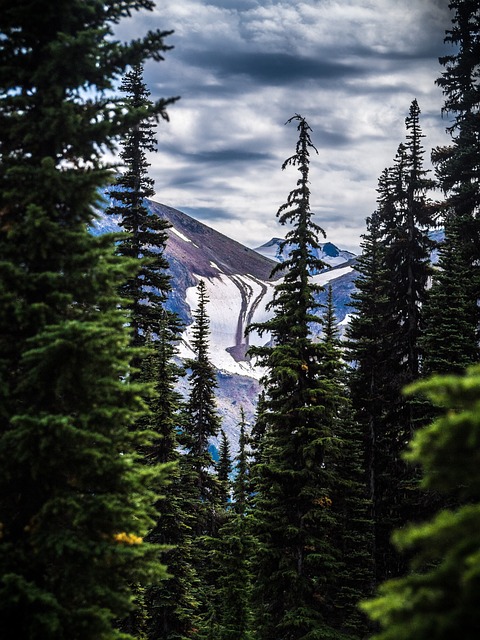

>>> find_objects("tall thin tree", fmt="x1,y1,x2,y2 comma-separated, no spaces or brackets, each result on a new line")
247,115,349,640
422,0,480,374
106,64,178,344
216,408,255,640
348,101,436,585
181,279,222,638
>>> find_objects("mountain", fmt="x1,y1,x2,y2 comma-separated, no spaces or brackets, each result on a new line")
93,198,358,446
254,237,357,270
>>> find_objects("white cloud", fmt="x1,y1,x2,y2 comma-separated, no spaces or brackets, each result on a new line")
113,0,454,252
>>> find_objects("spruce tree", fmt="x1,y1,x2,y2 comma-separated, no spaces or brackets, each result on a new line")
322,287,374,637
181,279,222,637
362,364,480,639
233,408,251,517
217,429,233,508
345,212,392,587
104,63,194,639
422,0,480,374
143,318,199,640
216,408,255,640
434,0,480,232
421,214,479,375
247,115,349,640
348,101,436,585
182,279,222,536
106,64,178,344
0,2,174,637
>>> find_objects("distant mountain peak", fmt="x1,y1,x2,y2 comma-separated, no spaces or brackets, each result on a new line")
260,237,284,247
322,241,340,258
253,237,356,270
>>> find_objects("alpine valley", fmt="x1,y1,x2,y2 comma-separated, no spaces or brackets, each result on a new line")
93,198,358,447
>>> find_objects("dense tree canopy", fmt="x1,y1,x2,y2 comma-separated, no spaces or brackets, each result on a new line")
363,364,480,640
0,1,174,638
422,0,480,375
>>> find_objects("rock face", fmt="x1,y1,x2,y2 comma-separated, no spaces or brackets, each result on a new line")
93,198,358,447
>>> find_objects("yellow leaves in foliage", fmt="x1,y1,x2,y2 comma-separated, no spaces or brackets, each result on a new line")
314,496,332,508
113,532,143,545
301,362,309,372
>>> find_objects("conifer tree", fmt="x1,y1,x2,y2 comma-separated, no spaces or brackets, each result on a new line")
380,100,435,387
0,2,174,637
233,408,251,516
345,212,392,586
217,429,233,508
360,7,480,632
103,60,195,640
181,279,222,637
422,0,480,374
247,115,350,640
182,279,222,536
106,64,178,344
421,214,479,375
362,364,480,639
143,317,199,640
348,101,436,585
434,0,480,235
216,409,255,640
321,287,374,637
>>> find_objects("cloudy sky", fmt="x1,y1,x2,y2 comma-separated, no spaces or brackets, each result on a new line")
117,0,454,253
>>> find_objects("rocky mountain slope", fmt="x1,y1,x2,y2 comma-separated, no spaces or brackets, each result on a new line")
93,198,358,446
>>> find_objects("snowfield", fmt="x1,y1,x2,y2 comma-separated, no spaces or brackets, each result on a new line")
179,266,355,378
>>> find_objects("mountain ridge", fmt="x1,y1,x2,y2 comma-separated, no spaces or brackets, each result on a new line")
93,197,358,445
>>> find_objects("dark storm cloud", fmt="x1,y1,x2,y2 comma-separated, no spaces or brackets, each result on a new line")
181,149,274,164
200,0,259,8
181,50,366,86
182,206,239,224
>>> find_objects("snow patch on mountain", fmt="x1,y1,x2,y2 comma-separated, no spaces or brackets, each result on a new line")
312,265,354,287
177,273,275,379
177,264,356,380
171,227,196,245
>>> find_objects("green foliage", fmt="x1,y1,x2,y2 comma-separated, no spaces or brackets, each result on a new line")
214,409,255,640
322,291,374,637
347,100,436,586
217,430,233,508
422,0,480,375
248,115,357,640
106,64,178,344
0,2,174,637
180,280,223,636
421,213,479,376
182,280,221,473
362,364,480,640
142,321,200,640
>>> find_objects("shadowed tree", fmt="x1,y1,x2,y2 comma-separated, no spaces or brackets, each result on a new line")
0,2,175,638
181,279,223,638
362,364,480,640
347,100,436,586
422,0,480,375
216,408,255,640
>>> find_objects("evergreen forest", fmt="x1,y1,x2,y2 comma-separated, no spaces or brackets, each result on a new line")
1,1,480,639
